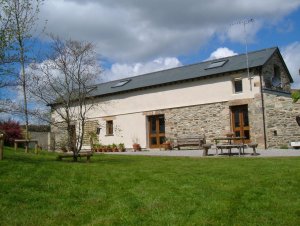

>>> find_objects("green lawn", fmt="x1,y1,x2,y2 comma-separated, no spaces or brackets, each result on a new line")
0,147,300,225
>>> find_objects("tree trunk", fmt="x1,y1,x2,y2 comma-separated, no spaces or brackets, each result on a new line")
72,152,78,162
20,48,29,153
16,10,29,153
67,123,77,161
0,134,4,160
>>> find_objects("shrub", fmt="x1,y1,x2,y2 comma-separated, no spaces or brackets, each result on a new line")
0,120,23,146
280,144,289,149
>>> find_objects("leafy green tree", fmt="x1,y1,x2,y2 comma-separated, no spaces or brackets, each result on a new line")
291,91,300,103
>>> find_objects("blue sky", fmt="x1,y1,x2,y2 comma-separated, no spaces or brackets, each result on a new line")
31,0,300,87
2,0,300,122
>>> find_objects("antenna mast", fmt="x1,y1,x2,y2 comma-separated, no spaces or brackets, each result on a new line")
231,18,254,91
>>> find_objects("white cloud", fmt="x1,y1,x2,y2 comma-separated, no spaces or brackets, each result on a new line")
224,19,263,44
206,47,238,61
38,0,300,62
102,57,182,81
282,42,300,88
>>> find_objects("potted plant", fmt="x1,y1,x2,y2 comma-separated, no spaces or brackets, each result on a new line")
107,144,112,152
112,143,118,152
118,143,125,152
132,137,141,151
133,143,141,151
97,144,103,152
102,145,107,152
163,138,172,150
92,144,98,152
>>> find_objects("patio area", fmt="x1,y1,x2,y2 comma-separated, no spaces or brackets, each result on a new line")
105,148,300,157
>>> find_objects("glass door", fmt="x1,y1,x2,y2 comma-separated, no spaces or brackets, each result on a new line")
148,115,165,148
231,105,250,143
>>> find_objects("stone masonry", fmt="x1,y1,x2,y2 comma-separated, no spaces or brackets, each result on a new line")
82,120,99,145
248,94,265,148
164,102,231,143
263,91,300,148
163,98,266,148
261,51,291,92
50,122,68,149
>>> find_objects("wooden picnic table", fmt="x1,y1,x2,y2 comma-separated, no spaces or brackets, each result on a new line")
14,139,39,153
213,137,246,156
216,144,244,156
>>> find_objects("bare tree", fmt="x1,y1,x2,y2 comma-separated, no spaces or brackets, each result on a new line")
0,0,43,151
28,36,101,161
0,0,14,89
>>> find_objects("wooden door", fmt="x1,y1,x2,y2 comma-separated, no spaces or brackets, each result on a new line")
148,115,165,148
231,105,250,143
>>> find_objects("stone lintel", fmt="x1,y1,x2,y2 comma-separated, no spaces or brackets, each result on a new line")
228,98,253,107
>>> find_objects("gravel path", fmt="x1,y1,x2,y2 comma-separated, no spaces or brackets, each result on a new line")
104,148,300,157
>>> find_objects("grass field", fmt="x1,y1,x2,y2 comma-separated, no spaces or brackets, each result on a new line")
0,147,300,225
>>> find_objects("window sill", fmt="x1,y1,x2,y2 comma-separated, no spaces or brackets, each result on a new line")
105,134,114,137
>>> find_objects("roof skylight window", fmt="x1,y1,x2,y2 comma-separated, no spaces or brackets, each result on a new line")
111,79,131,88
206,60,228,69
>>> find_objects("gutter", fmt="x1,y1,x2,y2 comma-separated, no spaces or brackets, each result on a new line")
259,69,267,149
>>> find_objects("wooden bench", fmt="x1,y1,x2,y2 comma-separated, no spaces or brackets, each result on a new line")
291,142,300,149
174,136,206,150
57,151,93,162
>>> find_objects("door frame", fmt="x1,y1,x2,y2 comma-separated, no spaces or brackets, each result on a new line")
147,115,165,148
230,105,250,143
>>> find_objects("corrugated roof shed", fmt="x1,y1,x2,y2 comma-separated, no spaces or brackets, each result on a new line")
89,47,292,98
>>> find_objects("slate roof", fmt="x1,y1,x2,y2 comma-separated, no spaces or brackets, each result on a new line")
89,47,292,98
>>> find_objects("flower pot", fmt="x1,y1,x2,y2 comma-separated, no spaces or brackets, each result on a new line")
163,142,172,150
132,143,141,151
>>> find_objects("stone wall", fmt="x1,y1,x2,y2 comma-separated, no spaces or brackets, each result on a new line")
50,122,68,150
248,94,265,148
83,120,99,145
51,120,100,148
30,132,51,150
163,102,231,143
261,51,291,92
263,91,300,148
163,98,268,148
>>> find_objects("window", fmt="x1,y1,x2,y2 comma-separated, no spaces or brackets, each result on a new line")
206,60,228,69
111,79,131,88
271,65,281,88
233,79,243,93
106,120,113,135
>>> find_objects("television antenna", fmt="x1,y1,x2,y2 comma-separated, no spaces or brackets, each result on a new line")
231,18,254,91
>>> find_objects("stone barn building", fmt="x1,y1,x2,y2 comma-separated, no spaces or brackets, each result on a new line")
51,47,300,149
